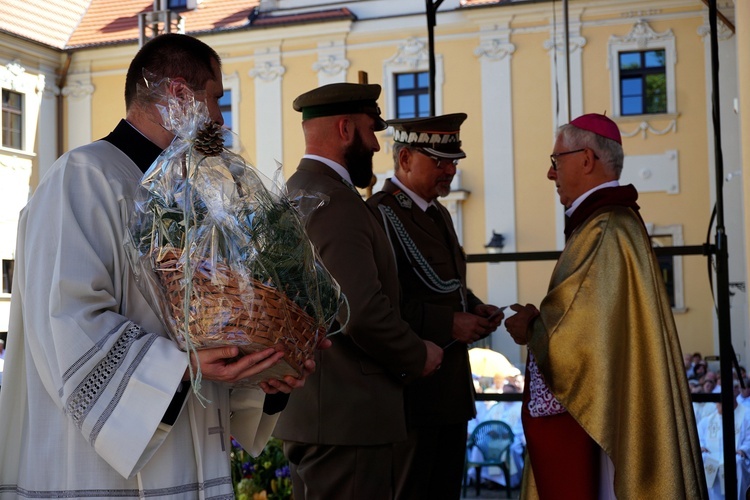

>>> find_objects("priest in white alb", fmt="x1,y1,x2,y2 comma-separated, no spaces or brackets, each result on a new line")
0,34,320,499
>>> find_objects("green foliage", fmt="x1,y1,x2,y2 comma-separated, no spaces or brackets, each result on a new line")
131,150,341,326
231,437,293,500
645,73,667,114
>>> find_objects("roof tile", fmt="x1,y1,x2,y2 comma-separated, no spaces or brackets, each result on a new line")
67,0,259,49
0,0,91,49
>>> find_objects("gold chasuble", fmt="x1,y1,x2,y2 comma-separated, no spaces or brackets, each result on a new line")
523,200,706,498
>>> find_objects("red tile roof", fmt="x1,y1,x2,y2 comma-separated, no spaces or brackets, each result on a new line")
0,0,91,49
67,0,260,49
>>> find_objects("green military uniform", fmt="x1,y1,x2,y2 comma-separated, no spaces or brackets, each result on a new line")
368,113,486,499
274,83,427,500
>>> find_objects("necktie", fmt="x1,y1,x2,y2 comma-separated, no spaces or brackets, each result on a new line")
426,205,442,224
426,205,451,244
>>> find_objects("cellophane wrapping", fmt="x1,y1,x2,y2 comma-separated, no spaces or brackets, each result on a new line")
126,77,342,389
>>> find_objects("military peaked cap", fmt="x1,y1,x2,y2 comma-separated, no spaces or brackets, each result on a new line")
293,82,387,131
388,113,467,159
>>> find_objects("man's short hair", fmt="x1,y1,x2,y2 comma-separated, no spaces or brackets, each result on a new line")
557,123,624,178
124,33,221,110
391,141,409,171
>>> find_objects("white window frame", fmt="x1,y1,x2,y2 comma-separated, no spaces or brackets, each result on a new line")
383,37,443,123
646,223,686,313
1,89,23,151
608,20,677,118
0,60,45,154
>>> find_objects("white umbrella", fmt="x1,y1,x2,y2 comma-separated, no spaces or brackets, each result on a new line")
468,347,520,379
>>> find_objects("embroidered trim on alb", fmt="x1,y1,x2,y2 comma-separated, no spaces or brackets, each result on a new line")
60,319,129,398
5,475,234,498
65,323,149,432
89,330,158,445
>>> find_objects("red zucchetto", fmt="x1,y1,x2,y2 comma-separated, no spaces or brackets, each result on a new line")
569,113,622,145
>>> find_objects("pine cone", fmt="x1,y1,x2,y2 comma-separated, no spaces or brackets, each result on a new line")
194,120,225,157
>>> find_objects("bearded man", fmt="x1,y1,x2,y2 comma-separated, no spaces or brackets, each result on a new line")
274,83,443,500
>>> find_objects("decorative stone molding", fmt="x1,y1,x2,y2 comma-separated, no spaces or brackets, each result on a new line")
621,10,662,18
0,157,33,172
387,37,429,69
7,61,24,76
249,48,285,82
544,35,586,55
249,60,285,82
61,80,95,99
35,74,46,95
697,18,734,41
313,54,349,76
474,38,515,61
619,119,677,139
250,47,284,181
611,19,674,49
0,60,45,94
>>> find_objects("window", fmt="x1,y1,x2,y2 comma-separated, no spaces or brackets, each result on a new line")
2,259,13,294
608,20,676,118
394,72,430,119
168,0,188,9
219,90,233,149
619,50,666,116
648,225,685,313
2,89,22,149
384,38,443,119
655,248,675,307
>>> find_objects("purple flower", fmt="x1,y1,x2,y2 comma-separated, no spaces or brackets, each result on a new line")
275,465,290,478
242,462,255,476
231,438,241,449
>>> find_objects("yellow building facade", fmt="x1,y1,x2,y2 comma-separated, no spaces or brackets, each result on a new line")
0,0,747,368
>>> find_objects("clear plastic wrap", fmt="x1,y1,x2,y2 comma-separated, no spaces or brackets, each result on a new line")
126,76,342,389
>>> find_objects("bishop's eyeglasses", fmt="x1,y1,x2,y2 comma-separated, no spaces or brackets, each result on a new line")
549,148,585,171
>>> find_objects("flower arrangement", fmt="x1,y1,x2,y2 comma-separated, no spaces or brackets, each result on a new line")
231,437,292,500
126,76,342,390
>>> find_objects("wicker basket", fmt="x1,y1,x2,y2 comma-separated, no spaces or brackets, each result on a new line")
154,248,324,383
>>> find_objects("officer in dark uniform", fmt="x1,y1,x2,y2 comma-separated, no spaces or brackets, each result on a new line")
367,113,505,499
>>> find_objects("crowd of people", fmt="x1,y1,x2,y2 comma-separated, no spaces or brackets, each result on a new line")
686,353,750,499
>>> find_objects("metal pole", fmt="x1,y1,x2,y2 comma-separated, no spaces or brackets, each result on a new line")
425,0,443,117
562,0,571,122
708,0,737,497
